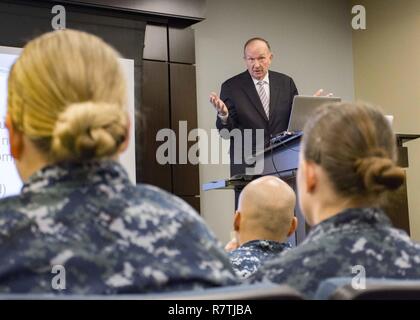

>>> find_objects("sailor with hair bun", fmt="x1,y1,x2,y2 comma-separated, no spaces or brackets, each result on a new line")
0,29,237,294
249,102,420,299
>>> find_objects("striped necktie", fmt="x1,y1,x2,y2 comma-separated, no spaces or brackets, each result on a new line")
257,80,269,119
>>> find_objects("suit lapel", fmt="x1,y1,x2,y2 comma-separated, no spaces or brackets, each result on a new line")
240,71,269,122
268,71,279,122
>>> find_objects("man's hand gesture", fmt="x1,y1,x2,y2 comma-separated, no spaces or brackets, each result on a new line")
210,92,228,117
313,88,333,97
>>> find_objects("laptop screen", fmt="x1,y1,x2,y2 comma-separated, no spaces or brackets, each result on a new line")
287,96,341,132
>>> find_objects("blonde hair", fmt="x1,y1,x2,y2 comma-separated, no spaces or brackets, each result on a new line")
7,29,128,162
302,102,405,203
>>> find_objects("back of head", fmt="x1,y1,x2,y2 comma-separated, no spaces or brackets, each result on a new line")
8,29,128,162
302,102,405,204
238,176,296,241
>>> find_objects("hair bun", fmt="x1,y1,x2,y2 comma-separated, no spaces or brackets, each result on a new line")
355,155,405,193
51,102,127,162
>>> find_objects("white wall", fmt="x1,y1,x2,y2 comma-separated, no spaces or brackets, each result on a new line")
352,0,420,134
193,0,355,243
351,0,420,239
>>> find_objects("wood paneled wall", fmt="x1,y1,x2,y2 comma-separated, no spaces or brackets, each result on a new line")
139,24,200,213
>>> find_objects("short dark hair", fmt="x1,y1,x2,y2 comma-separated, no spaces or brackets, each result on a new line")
243,37,271,55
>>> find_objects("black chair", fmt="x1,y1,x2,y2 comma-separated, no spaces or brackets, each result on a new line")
314,277,420,300
0,282,304,300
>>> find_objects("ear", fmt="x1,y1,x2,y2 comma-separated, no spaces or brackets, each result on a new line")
5,114,23,160
287,216,298,237
233,211,241,232
304,160,317,193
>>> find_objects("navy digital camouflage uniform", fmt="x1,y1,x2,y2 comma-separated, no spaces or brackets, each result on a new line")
228,240,291,279
0,160,238,294
249,207,420,299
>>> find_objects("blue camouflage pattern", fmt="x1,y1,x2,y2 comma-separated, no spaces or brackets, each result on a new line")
0,160,238,294
249,207,420,298
229,240,291,279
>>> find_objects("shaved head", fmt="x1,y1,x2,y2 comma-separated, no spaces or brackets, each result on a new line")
237,176,296,242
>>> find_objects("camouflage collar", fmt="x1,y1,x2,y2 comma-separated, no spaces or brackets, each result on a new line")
21,160,130,194
307,207,392,239
240,239,292,252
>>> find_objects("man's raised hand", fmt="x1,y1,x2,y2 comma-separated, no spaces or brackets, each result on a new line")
210,92,228,117
313,88,333,97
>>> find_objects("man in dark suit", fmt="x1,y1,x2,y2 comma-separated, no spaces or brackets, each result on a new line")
210,37,298,177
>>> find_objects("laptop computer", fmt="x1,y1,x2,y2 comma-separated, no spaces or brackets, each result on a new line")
269,95,341,145
287,95,341,132
385,115,394,128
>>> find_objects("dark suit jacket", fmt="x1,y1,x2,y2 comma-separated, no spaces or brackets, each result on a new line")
216,70,298,176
